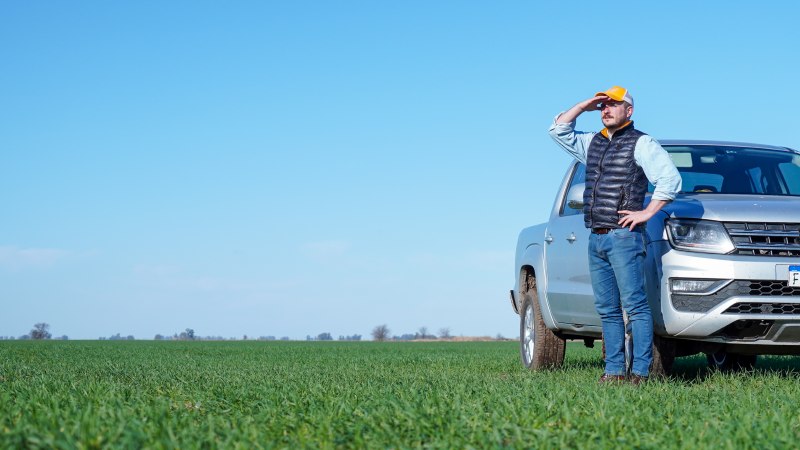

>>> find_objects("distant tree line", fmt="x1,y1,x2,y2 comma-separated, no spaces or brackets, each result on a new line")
339,334,361,341
0,335,69,340
303,333,362,341
2,323,472,342
371,325,453,341
150,329,292,341
100,333,135,340
307,333,332,341
155,328,226,340
4,323,65,340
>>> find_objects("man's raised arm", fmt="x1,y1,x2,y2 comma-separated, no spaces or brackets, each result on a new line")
556,95,609,124
547,95,609,164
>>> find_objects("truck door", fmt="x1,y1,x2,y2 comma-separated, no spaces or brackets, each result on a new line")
545,163,599,326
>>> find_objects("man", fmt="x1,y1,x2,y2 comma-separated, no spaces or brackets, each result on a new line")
548,86,681,385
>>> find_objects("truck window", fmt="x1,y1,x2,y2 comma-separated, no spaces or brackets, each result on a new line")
649,145,800,196
678,172,724,193
779,162,800,193
561,163,586,216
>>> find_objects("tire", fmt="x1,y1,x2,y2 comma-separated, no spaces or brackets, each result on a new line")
707,352,758,372
650,334,675,378
519,289,565,369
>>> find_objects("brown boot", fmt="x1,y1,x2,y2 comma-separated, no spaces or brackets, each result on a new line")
598,373,626,384
629,374,648,387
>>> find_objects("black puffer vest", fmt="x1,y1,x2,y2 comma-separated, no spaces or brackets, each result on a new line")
582,121,648,229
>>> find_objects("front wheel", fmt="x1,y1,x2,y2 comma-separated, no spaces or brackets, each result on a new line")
519,290,565,369
707,352,757,372
650,334,675,377
601,331,675,377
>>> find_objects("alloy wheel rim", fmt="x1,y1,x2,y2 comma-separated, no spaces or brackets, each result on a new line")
523,304,535,364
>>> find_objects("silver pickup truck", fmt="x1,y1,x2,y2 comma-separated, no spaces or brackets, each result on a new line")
512,140,800,376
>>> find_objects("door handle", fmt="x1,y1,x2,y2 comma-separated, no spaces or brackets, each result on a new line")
566,232,577,243
545,234,553,244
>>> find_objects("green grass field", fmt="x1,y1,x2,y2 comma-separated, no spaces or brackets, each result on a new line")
2,340,800,449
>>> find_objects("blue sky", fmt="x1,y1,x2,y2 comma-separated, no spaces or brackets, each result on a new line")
2,1,799,339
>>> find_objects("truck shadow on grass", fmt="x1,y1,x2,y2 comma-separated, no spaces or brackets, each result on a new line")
670,354,800,382
564,346,800,381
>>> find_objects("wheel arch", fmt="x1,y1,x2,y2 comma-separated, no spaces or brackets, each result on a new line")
517,245,558,331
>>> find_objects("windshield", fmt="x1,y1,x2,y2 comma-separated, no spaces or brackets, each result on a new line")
646,145,800,196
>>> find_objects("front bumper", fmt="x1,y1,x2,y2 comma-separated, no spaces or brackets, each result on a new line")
656,240,800,346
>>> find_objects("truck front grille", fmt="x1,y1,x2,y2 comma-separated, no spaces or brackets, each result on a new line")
748,280,800,296
672,280,800,312
724,303,800,314
724,222,800,256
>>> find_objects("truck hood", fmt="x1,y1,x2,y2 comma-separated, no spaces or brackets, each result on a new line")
661,194,800,222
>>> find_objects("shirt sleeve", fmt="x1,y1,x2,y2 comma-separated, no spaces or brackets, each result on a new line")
634,136,683,202
547,113,596,165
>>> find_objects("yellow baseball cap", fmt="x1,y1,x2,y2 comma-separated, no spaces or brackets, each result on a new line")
595,86,634,107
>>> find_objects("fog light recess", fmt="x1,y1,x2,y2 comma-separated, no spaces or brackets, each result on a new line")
671,279,732,295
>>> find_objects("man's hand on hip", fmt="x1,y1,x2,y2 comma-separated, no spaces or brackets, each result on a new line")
618,200,668,231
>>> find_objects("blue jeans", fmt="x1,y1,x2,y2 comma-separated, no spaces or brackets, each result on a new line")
589,228,652,377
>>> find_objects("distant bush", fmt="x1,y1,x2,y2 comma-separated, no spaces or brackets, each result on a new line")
30,323,52,340
338,334,362,341
392,334,415,341
105,334,135,340
179,328,195,340
372,325,390,341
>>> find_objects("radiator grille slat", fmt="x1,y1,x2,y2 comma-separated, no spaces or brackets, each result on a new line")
724,222,800,256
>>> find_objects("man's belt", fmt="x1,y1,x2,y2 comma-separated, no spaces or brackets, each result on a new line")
592,224,647,234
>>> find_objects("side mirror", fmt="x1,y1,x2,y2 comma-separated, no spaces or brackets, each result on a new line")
566,183,585,210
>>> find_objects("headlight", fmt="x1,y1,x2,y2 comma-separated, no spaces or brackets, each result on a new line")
665,219,735,254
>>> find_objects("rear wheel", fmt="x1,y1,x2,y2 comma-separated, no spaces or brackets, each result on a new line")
519,288,565,370
707,352,757,372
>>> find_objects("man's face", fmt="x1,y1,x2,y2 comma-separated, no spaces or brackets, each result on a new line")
600,101,632,129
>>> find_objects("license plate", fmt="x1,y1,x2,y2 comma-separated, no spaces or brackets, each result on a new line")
789,266,800,287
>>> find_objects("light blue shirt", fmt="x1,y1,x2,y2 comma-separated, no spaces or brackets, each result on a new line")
548,114,682,202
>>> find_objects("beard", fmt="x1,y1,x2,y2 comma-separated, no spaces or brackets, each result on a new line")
602,114,628,130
